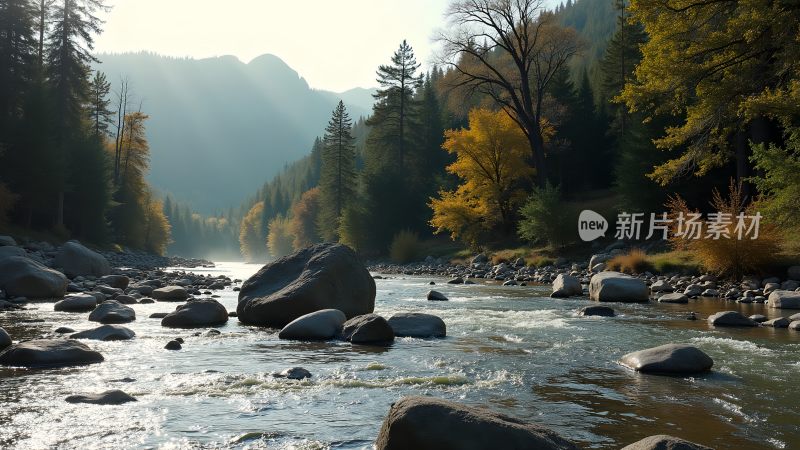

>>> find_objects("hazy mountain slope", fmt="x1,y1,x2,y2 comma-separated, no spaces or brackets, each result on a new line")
93,52,374,213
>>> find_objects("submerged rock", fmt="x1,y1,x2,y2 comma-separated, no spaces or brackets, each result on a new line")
761,317,790,328
273,367,312,380
0,327,11,350
657,293,689,304
237,243,375,327
161,298,228,328
0,339,103,367
71,324,136,341
54,294,98,312
164,340,182,350
578,305,615,317
65,389,137,405
278,309,346,340
426,290,448,301
387,313,446,338
88,300,135,324
0,256,68,299
341,314,394,345
589,272,648,302
621,434,712,450
375,396,578,450
707,311,757,327
620,344,713,375
55,241,110,278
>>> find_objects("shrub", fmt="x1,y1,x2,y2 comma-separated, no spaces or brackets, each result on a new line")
389,229,421,264
665,181,782,278
606,249,653,274
528,255,556,268
518,183,573,249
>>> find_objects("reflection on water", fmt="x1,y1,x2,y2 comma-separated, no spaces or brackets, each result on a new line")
0,261,798,449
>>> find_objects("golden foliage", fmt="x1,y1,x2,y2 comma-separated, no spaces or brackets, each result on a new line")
239,201,264,262
267,215,294,259
430,108,533,246
665,181,782,278
606,249,652,274
289,187,321,250
141,195,171,256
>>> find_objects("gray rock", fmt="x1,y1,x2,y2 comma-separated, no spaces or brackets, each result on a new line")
790,312,800,321
707,311,757,327
375,396,578,450
54,326,75,333
0,256,68,299
427,290,448,301
99,275,129,290
0,246,27,259
789,320,800,331
768,290,800,309
749,314,768,323
0,236,17,246
620,344,713,374
341,314,394,345
88,300,136,324
152,286,188,301
54,294,98,312
114,294,138,304
71,324,136,341
551,274,582,298
761,317,790,328
387,313,446,338
273,367,312,380
0,327,11,350
164,340,182,350
0,339,103,367
65,389,137,405
578,305,615,317
237,243,375,327
55,241,110,278
278,309,346,340
621,434,712,450
161,298,228,328
658,293,689,304
589,272,648,302
471,254,488,264
447,277,464,284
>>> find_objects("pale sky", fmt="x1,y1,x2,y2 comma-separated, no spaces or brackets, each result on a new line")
95,0,454,92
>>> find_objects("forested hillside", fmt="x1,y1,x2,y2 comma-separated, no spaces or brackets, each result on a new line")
93,52,374,213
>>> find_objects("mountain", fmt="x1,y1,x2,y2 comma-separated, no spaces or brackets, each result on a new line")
93,52,375,213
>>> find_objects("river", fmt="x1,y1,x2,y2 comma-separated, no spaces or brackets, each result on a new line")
0,261,798,449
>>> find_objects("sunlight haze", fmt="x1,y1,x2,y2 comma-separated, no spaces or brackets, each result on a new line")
96,0,454,92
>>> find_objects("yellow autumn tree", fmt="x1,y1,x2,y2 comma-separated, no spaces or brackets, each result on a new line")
239,201,264,262
267,215,294,258
430,108,533,247
141,193,172,256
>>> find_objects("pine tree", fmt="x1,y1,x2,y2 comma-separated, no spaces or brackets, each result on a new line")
88,70,113,138
0,0,37,136
318,100,355,241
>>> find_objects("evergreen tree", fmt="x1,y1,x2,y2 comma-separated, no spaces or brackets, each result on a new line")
318,100,355,241
0,0,37,136
87,70,112,138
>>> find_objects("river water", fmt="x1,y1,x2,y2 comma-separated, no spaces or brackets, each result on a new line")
0,261,798,449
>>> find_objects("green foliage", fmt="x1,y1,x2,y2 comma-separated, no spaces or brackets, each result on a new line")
290,187,321,250
750,129,800,231
517,184,573,249
318,101,356,241
164,196,240,260
239,201,265,262
389,230,421,264
267,215,294,259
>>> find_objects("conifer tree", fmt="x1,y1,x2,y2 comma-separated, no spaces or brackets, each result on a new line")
318,100,355,241
88,70,113,138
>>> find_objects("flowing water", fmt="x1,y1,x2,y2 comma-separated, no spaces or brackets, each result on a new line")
1,261,799,449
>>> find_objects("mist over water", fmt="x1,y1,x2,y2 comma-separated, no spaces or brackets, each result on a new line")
1,261,798,449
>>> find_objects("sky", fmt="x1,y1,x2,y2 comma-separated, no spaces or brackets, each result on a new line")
95,0,455,92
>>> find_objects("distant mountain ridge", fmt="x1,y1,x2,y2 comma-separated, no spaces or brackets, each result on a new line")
92,52,375,213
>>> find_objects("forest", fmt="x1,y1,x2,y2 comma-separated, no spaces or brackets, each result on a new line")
2,0,799,278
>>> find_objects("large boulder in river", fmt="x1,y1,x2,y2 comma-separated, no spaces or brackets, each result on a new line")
161,298,228,328
0,256,68,298
768,290,800,309
0,327,11,350
0,246,27,259
66,389,137,405
375,396,578,450
0,236,16,246
152,285,189,301
387,313,446,338
54,294,98,312
71,324,135,341
551,274,582,298
0,339,103,367
237,243,375,327
88,300,135,324
589,271,648,302
621,434,712,450
342,314,394,345
278,309,346,340
620,344,713,375
54,240,110,278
